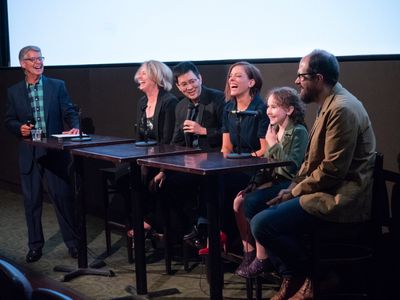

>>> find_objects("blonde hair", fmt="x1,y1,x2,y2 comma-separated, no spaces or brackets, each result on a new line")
135,60,173,91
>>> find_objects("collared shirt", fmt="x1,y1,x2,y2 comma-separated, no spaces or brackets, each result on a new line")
27,77,46,135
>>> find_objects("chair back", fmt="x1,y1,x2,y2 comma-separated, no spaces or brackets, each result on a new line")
381,167,400,237
0,259,33,300
371,152,389,234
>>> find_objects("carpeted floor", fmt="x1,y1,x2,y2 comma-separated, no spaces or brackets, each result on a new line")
0,189,280,299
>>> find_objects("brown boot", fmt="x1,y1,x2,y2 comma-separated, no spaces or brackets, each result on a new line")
271,276,305,300
288,277,313,300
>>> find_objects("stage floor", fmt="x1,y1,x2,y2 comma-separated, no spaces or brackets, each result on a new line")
0,188,279,300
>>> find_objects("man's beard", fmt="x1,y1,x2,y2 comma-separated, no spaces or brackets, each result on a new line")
300,86,319,104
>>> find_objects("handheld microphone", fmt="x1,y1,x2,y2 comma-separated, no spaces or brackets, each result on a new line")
230,110,260,117
186,102,196,120
26,118,36,127
184,102,196,147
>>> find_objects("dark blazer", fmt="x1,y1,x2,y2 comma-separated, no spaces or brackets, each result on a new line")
172,86,225,151
136,89,178,144
5,76,79,174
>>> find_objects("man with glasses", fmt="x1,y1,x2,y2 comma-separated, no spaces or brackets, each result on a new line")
5,45,80,263
245,49,376,299
171,61,225,149
153,61,225,245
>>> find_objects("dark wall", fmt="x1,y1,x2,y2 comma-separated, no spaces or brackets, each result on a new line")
1,59,400,211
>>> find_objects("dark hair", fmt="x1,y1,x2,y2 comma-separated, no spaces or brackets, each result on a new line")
224,61,263,100
266,87,306,128
307,49,339,86
172,61,201,83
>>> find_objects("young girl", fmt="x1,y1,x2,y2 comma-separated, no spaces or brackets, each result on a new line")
233,87,308,277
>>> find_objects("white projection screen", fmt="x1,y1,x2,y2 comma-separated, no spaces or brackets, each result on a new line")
7,0,400,66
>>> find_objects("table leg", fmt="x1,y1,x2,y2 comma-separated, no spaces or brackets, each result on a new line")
54,155,115,281
205,175,223,300
131,163,147,294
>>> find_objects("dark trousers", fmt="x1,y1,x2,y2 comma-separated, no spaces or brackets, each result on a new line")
20,153,78,251
247,196,321,277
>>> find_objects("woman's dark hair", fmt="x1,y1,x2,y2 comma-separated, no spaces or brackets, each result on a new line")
224,61,263,100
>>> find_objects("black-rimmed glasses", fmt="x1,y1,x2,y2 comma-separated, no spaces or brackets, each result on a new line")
296,72,316,80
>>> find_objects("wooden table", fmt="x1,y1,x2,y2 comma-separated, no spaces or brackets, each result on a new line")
137,152,292,300
70,143,200,294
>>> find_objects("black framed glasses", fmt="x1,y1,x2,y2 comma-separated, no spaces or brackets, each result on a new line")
296,72,316,81
297,72,317,81
24,56,45,63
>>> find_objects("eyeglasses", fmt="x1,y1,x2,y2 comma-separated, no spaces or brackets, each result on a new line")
24,56,45,63
296,72,316,81
178,78,198,89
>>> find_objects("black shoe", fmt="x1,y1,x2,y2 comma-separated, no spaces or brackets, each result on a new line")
26,249,42,263
68,247,79,259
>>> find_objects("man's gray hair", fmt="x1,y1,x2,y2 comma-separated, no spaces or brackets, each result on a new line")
19,45,41,62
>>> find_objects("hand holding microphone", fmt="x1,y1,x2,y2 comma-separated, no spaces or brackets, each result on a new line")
183,120,206,135
21,118,36,137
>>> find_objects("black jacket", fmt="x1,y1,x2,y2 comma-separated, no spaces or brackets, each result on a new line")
172,86,225,151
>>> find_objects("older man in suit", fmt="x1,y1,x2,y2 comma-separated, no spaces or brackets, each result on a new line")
5,45,79,263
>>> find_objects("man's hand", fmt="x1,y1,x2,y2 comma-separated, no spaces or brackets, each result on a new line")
20,124,34,137
62,128,80,134
267,188,294,206
183,120,206,135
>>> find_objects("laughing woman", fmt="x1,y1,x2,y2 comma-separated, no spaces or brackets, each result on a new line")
219,62,269,248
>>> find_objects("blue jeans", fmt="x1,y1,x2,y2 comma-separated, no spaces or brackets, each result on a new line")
244,180,291,219
246,194,322,277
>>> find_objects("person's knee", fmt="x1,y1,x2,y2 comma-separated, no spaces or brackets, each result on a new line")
249,212,272,243
243,192,259,219
233,194,244,213
249,214,262,239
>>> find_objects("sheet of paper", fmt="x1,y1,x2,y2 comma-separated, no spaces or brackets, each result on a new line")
51,134,88,138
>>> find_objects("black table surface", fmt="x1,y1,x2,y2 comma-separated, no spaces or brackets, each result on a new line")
70,143,200,163
23,134,135,150
137,151,293,175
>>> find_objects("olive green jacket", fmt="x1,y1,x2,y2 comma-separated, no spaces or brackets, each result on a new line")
266,121,308,180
